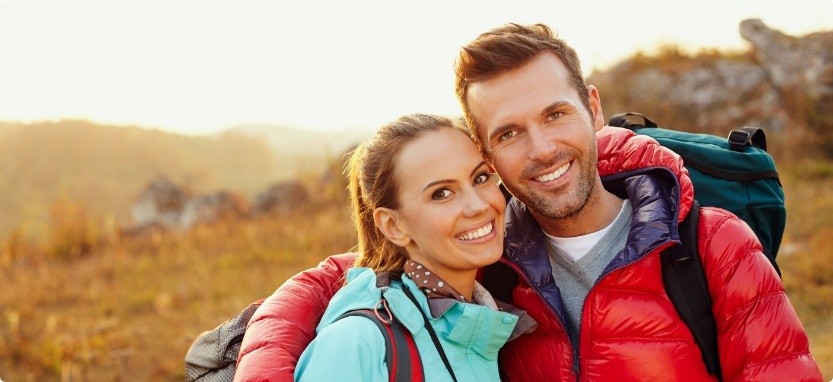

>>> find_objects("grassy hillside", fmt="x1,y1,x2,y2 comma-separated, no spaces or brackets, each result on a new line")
0,120,282,237
0,201,357,381
1,47,831,379
1,142,831,381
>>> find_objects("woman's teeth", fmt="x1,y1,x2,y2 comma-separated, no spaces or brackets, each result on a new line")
457,222,493,241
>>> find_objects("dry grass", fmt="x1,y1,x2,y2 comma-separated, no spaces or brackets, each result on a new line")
0,203,355,381
779,166,833,378
1,163,831,380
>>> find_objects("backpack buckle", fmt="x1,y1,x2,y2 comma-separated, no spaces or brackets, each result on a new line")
373,298,393,324
727,130,751,151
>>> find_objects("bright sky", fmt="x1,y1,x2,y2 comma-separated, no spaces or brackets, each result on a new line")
0,1,831,135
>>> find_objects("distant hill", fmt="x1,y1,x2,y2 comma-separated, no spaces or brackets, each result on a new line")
0,120,281,237
224,124,369,167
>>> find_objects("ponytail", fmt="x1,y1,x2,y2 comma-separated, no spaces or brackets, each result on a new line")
347,143,406,274
346,114,467,275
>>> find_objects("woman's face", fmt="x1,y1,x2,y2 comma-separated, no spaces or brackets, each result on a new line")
382,128,506,282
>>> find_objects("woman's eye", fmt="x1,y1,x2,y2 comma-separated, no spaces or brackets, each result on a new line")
431,188,453,200
473,172,493,185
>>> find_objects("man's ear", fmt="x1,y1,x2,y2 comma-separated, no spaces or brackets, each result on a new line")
587,85,605,132
373,207,410,247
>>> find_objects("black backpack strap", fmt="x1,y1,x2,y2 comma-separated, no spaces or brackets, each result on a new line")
607,112,658,129
727,126,767,152
401,286,458,382
337,308,421,382
661,201,722,380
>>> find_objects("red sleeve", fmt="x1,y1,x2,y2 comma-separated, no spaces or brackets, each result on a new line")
234,253,356,382
698,208,822,381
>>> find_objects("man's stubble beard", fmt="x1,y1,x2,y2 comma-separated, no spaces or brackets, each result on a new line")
507,144,598,222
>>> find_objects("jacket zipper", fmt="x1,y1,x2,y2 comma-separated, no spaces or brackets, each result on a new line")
502,239,677,381
498,257,576,379
574,240,676,380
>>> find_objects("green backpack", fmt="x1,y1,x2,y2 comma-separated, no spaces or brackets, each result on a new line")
608,112,785,380
480,112,786,379
608,112,785,272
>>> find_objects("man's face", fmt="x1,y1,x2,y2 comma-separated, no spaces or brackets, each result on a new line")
466,52,604,224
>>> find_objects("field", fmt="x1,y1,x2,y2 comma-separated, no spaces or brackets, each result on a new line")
1,150,832,381
0,201,356,381
0,120,833,382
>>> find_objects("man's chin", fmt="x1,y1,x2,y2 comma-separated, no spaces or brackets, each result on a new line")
516,187,588,221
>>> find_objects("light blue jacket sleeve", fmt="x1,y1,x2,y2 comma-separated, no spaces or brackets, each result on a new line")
294,316,389,382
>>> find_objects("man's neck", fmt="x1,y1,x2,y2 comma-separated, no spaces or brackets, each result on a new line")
534,178,624,238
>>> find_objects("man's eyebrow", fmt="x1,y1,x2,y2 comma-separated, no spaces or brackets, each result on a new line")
487,101,572,141
541,101,570,117
488,123,518,141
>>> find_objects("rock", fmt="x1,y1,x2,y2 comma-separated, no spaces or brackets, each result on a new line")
250,181,310,217
740,19,833,101
130,176,191,230
588,19,832,138
590,57,789,132
741,19,833,154
179,191,246,229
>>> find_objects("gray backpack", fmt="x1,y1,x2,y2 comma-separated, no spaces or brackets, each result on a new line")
185,300,262,381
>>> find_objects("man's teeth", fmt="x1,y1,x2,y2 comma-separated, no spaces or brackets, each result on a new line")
457,222,493,241
535,163,570,182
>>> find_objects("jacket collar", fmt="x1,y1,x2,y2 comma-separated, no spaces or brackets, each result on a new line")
385,275,517,359
502,166,682,325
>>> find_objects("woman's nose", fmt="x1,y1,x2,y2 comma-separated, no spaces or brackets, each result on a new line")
462,189,490,217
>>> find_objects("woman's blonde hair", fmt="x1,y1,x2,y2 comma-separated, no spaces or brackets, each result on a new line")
347,113,468,274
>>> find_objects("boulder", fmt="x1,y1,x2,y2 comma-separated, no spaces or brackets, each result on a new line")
740,19,833,102
179,191,246,229
130,176,190,230
588,19,832,139
250,181,310,217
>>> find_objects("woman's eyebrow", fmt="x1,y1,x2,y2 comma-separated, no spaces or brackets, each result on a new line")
421,161,487,192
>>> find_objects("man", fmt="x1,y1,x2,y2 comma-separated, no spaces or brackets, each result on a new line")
234,24,821,381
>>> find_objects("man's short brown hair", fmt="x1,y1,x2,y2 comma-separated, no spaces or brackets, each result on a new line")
454,23,590,145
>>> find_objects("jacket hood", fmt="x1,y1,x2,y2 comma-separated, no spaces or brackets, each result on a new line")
596,126,693,222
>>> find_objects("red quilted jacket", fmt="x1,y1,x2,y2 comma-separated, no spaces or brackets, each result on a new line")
234,127,821,382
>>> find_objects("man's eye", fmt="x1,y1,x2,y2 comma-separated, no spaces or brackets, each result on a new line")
431,188,453,200
546,112,563,122
498,130,517,142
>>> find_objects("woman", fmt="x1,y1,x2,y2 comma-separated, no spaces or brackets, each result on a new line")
293,114,532,381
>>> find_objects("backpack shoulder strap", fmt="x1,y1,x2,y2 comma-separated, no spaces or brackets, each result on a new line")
607,112,659,129
401,286,458,382
661,201,723,380
337,308,423,382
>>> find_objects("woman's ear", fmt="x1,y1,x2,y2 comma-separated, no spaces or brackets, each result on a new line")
373,207,410,247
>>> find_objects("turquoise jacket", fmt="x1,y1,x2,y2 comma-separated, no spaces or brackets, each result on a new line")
294,267,519,381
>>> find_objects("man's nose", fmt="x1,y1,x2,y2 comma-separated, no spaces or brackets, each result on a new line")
527,125,556,162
